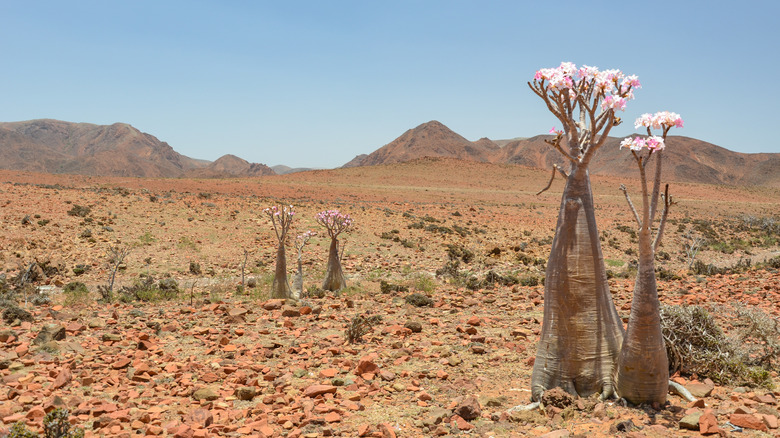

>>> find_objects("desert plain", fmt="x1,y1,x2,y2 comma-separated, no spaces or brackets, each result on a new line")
1,158,779,437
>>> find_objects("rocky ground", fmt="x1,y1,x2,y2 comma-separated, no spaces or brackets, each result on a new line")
1,160,779,437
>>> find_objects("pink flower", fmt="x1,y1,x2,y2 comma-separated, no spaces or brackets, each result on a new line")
549,127,557,134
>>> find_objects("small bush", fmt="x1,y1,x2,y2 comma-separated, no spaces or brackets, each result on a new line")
345,314,382,344
404,293,433,307
380,280,408,294
67,205,91,218
661,304,776,388
63,282,91,307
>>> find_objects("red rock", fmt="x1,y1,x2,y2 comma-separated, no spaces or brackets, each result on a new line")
357,424,372,437
378,423,396,438
379,370,395,381
319,368,337,378
52,368,72,390
466,316,480,326
753,393,777,405
173,425,194,438
262,299,284,310
201,372,219,383
761,414,778,429
356,356,379,374
112,358,131,369
450,414,474,431
699,412,720,434
454,396,481,421
187,409,214,428
324,412,341,423
25,406,46,419
303,385,337,398
730,413,767,431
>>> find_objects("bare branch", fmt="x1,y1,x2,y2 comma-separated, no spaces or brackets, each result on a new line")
544,135,577,164
619,184,642,227
653,184,676,252
536,164,568,196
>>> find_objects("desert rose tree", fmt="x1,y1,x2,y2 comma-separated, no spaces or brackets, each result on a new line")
615,112,683,404
293,230,315,299
528,63,639,401
265,205,295,299
316,210,353,291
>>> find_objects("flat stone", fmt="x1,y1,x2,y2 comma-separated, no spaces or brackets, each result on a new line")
730,413,767,431
679,411,702,430
192,387,219,401
235,387,256,401
303,385,337,398
685,382,714,398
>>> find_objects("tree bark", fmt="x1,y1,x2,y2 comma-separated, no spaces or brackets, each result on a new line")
531,165,625,401
271,243,292,299
321,238,346,291
615,227,668,404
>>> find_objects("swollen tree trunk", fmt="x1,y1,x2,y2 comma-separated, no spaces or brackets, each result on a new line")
531,166,625,401
293,253,303,300
615,227,668,404
271,243,292,299
615,139,675,405
321,238,346,291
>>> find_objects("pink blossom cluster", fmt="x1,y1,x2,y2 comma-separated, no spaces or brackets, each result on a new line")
316,209,354,234
620,136,665,152
263,205,294,218
533,62,640,112
297,230,316,241
634,111,684,130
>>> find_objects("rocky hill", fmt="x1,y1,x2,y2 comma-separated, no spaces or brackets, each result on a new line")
343,121,498,167
0,119,274,178
346,121,780,187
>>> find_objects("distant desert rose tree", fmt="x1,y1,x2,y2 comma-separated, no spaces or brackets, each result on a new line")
615,112,683,404
265,205,295,299
316,210,353,291
528,62,639,401
293,231,315,299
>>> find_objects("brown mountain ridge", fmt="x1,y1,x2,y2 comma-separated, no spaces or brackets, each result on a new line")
346,121,780,188
0,119,274,178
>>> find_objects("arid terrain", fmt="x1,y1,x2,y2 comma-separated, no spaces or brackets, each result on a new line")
1,159,779,437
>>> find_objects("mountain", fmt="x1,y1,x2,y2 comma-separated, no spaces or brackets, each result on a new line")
187,154,276,178
0,119,273,178
272,165,316,175
345,121,780,187
344,121,498,167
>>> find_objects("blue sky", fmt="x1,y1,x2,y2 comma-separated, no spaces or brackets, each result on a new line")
2,1,778,168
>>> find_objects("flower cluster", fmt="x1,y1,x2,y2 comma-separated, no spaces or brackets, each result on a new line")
316,210,354,237
263,205,294,218
298,230,316,240
634,111,684,130
620,136,665,152
533,62,640,111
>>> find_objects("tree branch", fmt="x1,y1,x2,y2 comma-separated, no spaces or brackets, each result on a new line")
653,184,675,252
536,164,568,196
619,184,642,227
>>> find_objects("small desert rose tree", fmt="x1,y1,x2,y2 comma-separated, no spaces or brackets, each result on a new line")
293,231,315,299
316,210,353,291
265,205,295,299
615,112,683,404
528,62,639,401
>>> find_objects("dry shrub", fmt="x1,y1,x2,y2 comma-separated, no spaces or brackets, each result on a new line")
661,304,776,388
345,314,382,344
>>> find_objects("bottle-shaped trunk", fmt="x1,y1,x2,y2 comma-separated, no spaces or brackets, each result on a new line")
615,228,668,404
321,238,346,291
271,243,292,299
531,167,625,401
293,254,303,299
